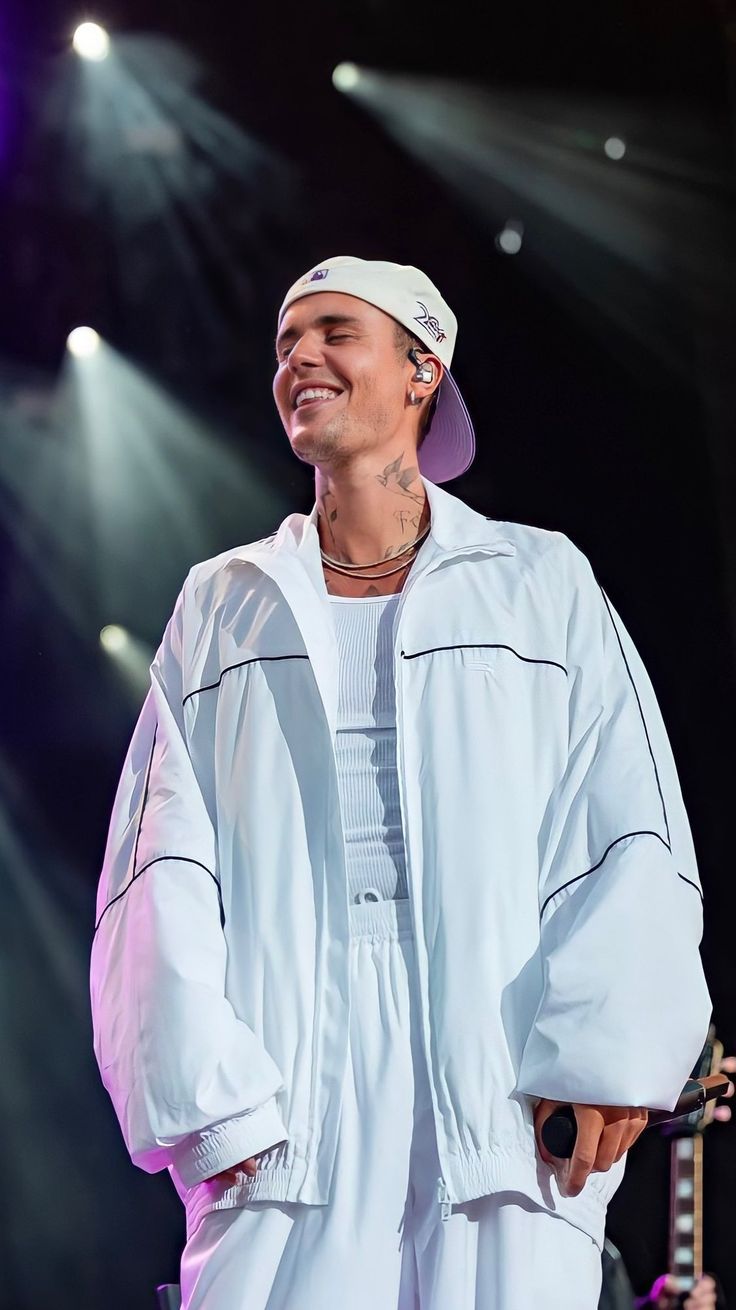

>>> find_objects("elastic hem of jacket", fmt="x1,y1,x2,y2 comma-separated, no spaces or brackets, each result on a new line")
184,1157,309,1240
440,1136,616,1250
181,1133,612,1251
171,1097,289,1188
539,830,671,920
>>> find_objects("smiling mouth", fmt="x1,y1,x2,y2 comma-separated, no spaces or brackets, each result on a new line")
294,387,342,410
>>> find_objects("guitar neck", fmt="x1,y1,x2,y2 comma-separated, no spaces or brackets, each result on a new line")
668,1133,703,1294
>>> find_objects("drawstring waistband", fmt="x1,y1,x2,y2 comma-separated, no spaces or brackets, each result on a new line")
348,896,413,940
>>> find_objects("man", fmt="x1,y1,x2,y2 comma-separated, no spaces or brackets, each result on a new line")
91,256,711,1308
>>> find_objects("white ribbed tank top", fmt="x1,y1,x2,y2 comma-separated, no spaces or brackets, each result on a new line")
329,592,409,905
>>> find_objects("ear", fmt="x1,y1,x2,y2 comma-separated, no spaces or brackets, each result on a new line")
407,349,444,403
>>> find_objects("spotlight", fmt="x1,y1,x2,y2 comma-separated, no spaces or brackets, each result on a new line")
100,624,129,653
72,22,110,61
604,136,626,161
67,326,100,358
495,220,524,256
332,63,360,92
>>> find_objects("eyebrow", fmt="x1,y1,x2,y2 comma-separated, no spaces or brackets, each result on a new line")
275,313,364,354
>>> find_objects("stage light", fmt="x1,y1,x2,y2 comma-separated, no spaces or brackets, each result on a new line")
100,624,129,653
333,63,360,92
495,221,524,255
72,22,110,61
99,620,152,702
604,136,626,161
67,327,100,358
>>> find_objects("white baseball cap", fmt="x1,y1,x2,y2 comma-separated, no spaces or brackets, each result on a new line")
278,255,475,483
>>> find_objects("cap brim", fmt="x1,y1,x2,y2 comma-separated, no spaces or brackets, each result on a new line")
417,369,475,484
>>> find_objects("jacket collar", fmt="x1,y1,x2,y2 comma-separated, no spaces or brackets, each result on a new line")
232,478,516,564
225,480,515,739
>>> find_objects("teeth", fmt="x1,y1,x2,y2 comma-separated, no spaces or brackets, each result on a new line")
295,388,340,407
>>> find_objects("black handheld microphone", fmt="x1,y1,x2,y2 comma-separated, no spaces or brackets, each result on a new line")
540,1075,731,1159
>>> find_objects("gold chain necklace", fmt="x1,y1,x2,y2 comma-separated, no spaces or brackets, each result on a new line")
320,521,431,579
322,555,417,580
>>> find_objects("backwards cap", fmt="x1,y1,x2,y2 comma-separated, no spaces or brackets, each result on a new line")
278,255,475,483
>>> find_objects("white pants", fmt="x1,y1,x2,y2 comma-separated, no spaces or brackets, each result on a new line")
180,899,602,1309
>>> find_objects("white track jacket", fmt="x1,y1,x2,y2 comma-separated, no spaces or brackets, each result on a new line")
90,478,711,1245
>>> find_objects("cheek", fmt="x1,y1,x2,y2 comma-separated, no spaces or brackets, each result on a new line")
351,368,396,406
359,373,404,417
273,369,290,415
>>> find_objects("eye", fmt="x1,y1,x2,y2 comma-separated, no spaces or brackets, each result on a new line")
326,334,351,344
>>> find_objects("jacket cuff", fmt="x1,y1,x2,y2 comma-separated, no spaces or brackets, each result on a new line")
169,1097,288,1188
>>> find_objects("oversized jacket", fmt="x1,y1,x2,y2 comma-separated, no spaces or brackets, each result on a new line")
90,477,712,1246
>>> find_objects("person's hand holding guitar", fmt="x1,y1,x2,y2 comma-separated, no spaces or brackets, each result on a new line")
644,1272,718,1309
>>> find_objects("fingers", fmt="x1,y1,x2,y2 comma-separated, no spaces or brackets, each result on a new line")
566,1107,604,1197
591,1106,647,1177
534,1101,649,1198
648,1273,679,1310
684,1274,717,1309
591,1106,647,1173
591,1120,626,1174
704,1063,734,1124
215,1156,259,1185
718,1063,735,1102
619,1106,648,1158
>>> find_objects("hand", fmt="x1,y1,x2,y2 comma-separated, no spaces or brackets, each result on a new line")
711,1054,736,1124
644,1272,718,1309
683,1275,719,1310
214,1155,259,1184
534,1100,648,1198
210,1142,281,1186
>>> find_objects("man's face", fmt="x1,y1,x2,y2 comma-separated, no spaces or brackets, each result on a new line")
273,292,410,470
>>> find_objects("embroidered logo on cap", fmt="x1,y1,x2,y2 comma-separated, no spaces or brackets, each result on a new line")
414,301,447,343
307,269,329,282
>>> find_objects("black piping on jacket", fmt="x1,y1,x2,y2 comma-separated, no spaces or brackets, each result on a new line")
401,643,567,676
182,654,310,708
539,588,703,920
93,720,225,935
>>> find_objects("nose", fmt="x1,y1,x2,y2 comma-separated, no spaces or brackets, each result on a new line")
286,331,324,372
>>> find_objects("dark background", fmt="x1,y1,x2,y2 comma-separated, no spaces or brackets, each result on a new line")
1,1,735,1306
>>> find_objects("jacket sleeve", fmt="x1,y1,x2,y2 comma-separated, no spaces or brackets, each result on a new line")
517,540,712,1111
90,577,288,1187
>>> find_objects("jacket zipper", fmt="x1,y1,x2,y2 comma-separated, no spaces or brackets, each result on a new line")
437,1177,453,1223
394,560,473,1227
